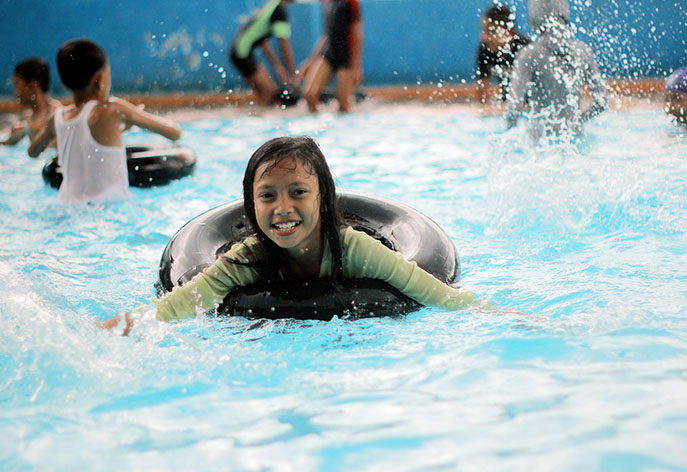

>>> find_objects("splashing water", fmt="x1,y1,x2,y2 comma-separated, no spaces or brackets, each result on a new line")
1,102,686,470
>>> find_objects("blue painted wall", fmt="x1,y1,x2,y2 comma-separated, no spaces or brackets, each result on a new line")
2,0,685,96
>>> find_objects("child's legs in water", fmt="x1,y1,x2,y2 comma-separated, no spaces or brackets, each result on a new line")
247,64,279,106
303,57,334,112
335,68,357,112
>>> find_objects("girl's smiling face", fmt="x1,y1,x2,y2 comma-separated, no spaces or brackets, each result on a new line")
253,157,323,261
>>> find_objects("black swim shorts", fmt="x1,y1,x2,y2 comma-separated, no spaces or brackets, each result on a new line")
230,49,258,78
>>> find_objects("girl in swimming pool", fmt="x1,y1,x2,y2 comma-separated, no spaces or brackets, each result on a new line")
103,136,490,334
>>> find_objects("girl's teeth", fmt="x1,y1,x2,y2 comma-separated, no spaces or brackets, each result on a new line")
275,222,298,230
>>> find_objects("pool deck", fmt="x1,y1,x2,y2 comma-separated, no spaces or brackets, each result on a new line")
0,79,665,114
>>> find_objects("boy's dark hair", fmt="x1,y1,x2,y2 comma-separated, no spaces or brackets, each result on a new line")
484,4,515,28
239,135,345,282
14,58,51,92
57,38,108,92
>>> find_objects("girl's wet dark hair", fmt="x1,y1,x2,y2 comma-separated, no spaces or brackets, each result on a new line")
240,136,344,281
57,38,107,92
485,4,515,29
14,57,51,92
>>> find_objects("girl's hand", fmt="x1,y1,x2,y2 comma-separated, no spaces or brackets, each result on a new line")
96,313,134,336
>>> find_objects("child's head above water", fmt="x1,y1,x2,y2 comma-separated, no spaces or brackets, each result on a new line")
13,57,51,103
665,68,687,126
529,0,569,33
481,4,517,50
57,38,109,95
243,136,340,242
484,4,516,30
241,136,344,278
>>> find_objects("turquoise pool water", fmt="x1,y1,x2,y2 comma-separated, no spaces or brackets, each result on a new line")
1,103,686,470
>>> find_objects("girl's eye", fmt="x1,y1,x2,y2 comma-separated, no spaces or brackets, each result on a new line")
258,192,274,200
292,189,308,196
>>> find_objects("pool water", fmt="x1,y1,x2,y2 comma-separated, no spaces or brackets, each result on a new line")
1,102,686,470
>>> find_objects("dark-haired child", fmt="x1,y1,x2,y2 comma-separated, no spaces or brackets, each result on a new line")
505,0,608,138
103,136,494,334
229,0,300,105
301,0,363,113
475,4,530,106
2,58,61,146
29,39,181,204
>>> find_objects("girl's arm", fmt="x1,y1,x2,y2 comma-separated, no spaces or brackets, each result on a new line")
27,115,56,157
110,97,181,141
101,239,263,334
341,228,482,311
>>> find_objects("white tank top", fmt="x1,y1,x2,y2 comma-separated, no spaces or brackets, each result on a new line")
54,100,132,204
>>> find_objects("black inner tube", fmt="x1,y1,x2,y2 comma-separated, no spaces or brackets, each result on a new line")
42,145,196,188
157,193,460,321
218,278,424,320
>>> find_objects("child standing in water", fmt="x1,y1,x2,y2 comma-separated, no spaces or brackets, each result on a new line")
103,136,490,335
2,58,61,146
28,39,181,204
229,0,300,106
301,0,363,112
475,4,530,107
505,0,608,138
664,68,687,127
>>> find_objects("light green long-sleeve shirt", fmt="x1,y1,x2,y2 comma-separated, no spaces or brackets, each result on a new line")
148,227,475,321
232,0,291,59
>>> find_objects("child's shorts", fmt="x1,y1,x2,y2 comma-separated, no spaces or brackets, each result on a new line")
230,49,258,78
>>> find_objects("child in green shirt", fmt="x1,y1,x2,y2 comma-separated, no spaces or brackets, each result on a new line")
104,136,494,335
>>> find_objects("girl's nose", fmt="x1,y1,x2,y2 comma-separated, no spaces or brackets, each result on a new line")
274,195,294,215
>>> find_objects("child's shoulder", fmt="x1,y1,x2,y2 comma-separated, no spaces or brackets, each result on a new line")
106,96,130,106
340,226,378,246
91,96,135,115
100,96,133,112
88,97,139,122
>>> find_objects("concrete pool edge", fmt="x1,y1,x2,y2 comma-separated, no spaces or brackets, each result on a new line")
0,79,666,113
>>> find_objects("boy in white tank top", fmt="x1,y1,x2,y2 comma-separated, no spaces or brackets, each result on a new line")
28,39,182,204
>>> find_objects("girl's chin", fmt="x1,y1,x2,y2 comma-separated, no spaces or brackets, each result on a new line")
267,231,299,247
